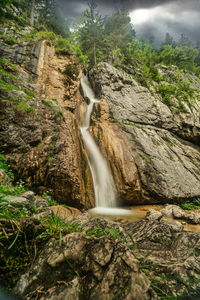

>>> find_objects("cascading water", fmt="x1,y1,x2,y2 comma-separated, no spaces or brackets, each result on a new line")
80,74,131,216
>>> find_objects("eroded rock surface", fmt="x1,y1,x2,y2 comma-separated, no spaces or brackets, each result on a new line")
89,63,200,204
14,213,200,300
0,38,94,209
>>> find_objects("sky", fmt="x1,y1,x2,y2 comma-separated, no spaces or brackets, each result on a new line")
57,0,200,45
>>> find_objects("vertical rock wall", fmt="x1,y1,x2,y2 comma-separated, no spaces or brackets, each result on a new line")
0,37,94,209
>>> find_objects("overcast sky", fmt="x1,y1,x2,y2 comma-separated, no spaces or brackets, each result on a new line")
57,0,200,44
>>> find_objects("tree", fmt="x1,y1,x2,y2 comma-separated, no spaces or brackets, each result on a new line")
160,45,175,65
105,9,135,62
78,1,105,65
178,34,191,47
30,0,35,27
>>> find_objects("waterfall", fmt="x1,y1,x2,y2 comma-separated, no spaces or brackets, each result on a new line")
80,74,117,208
80,74,131,216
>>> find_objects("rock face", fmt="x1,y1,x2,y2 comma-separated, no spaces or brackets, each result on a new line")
14,213,200,299
0,36,94,209
89,62,200,204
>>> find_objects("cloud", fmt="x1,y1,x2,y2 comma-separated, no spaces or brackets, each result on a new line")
131,1,200,44
57,0,173,17
57,0,200,44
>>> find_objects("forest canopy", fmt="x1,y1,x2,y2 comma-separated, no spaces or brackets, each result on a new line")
0,0,200,78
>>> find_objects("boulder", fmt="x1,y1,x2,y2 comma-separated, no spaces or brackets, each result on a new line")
146,209,163,221
49,205,82,222
161,204,200,225
4,191,35,210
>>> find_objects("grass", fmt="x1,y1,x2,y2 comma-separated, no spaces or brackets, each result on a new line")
0,58,18,72
0,68,18,81
42,192,58,206
0,155,28,219
15,99,35,113
0,155,14,179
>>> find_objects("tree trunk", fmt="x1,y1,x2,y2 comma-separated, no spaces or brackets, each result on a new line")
94,40,96,65
30,0,35,27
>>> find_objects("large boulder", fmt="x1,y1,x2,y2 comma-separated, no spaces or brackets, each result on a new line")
89,63,200,204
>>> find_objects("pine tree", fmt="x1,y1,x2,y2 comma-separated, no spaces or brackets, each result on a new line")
78,1,105,65
104,9,135,63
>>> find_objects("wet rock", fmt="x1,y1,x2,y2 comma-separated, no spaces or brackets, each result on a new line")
161,204,184,218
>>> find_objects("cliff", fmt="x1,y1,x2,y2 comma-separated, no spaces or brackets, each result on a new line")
89,63,200,205
0,28,94,209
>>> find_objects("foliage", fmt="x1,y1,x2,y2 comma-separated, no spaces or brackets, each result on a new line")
42,192,58,206
104,9,135,63
42,99,63,119
178,198,200,210
77,1,105,65
85,227,120,239
0,155,14,179
0,155,28,219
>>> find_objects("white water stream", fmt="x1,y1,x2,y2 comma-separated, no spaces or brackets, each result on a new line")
80,75,131,216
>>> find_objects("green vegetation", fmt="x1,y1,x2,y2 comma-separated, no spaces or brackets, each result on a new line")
0,33,18,45
0,154,28,219
0,79,19,91
85,227,121,239
43,99,64,119
0,58,36,114
139,152,151,164
178,198,200,210
23,88,36,97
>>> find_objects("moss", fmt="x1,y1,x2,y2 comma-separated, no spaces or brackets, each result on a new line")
163,138,174,148
0,58,18,72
